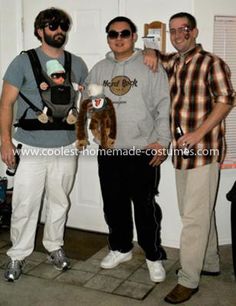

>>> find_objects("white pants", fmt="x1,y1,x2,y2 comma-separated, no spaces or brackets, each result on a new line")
176,162,220,288
7,143,77,260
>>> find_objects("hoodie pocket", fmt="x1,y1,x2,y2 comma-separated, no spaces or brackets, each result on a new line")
117,120,141,142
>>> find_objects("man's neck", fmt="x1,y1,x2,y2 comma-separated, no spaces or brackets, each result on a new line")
114,50,135,62
179,44,197,56
40,44,64,58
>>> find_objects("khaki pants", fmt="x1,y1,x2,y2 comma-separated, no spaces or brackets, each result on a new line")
176,162,220,288
7,143,77,260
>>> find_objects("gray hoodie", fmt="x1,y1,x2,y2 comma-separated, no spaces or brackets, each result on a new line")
85,49,170,149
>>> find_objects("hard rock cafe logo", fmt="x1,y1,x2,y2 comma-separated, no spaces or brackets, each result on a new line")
103,76,138,96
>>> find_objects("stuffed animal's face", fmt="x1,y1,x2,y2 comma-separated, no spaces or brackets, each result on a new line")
92,98,105,109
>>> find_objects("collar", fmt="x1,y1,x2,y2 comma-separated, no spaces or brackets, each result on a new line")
175,44,203,64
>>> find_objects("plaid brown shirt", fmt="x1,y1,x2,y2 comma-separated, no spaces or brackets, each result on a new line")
159,44,235,169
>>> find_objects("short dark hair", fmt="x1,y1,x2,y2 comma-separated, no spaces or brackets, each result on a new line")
105,16,137,33
169,12,197,29
34,7,71,41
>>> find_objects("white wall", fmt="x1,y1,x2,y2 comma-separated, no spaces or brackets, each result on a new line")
0,0,235,247
0,0,22,84
194,0,236,51
0,0,22,177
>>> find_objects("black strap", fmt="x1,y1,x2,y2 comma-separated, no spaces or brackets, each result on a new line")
14,118,75,130
26,49,46,89
18,92,41,113
64,51,72,83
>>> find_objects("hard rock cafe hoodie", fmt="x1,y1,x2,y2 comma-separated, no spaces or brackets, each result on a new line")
85,49,171,149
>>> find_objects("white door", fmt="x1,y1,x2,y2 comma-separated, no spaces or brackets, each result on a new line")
22,0,119,232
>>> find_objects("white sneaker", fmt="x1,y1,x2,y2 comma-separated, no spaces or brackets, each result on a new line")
146,259,166,282
100,250,132,269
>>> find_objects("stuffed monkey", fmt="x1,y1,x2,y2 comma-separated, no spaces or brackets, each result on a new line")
76,84,116,149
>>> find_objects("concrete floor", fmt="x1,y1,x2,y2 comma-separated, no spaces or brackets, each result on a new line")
0,229,235,306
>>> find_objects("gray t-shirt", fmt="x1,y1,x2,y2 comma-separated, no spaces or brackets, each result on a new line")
3,47,88,148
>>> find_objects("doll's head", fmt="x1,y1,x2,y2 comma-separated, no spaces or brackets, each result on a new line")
46,59,65,85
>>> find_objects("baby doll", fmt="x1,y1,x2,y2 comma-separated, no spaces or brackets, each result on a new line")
38,59,82,124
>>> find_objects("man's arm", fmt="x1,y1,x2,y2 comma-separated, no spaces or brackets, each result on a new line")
143,48,175,72
146,66,171,166
178,58,235,149
0,81,19,168
177,102,232,149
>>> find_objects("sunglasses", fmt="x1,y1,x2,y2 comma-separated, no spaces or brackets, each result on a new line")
107,29,132,39
44,21,70,32
51,72,66,79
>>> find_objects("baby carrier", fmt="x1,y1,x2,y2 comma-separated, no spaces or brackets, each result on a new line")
15,49,78,130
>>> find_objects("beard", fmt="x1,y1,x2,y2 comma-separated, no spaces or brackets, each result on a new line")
43,30,66,48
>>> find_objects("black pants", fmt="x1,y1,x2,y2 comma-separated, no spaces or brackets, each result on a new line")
98,151,167,261
226,181,236,277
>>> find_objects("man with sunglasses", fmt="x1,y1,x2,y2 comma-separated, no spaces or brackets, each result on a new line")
85,16,171,283
0,7,88,282
144,12,235,304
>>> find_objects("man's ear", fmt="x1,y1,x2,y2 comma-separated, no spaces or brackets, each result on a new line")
133,33,138,43
37,28,44,40
193,28,199,39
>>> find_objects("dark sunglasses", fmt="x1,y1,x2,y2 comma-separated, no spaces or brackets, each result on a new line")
107,29,131,39
51,72,66,79
45,21,70,32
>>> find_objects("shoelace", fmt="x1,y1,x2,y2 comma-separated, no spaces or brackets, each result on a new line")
108,251,117,259
54,249,67,262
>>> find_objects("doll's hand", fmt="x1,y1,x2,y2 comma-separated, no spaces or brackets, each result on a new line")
72,83,85,92
105,137,115,149
76,139,90,150
40,82,49,90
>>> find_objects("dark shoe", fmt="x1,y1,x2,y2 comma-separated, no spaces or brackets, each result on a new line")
176,268,220,276
164,284,199,304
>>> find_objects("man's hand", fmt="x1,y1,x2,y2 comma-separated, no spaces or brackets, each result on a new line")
145,142,168,166
143,48,158,72
1,141,16,168
177,130,204,150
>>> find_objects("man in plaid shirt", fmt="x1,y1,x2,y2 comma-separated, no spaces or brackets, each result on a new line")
145,11,235,304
